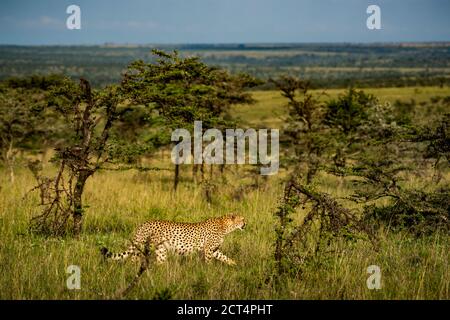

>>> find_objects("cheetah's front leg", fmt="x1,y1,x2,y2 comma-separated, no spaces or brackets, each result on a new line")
213,250,236,266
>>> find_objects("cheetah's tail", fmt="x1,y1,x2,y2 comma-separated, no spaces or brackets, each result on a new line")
100,245,136,261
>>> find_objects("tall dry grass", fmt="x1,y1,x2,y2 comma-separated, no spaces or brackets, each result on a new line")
0,163,448,300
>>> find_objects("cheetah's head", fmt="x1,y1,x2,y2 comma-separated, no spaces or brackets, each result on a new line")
223,214,246,233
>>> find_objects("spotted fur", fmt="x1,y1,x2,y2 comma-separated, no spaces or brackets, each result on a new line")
101,214,246,265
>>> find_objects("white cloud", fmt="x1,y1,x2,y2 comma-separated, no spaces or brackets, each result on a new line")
1,15,64,30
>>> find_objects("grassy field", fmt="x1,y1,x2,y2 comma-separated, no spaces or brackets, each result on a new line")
233,86,450,127
0,87,449,300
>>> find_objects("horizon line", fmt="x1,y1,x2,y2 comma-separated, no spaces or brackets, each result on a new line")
1,41,450,47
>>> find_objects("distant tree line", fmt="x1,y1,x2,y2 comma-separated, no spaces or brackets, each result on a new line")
1,44,449,89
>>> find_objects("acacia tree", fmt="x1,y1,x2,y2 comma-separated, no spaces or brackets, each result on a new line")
271,76,328,184
0,85,55,183
411,112,449,179
273,176,376,276
121,49,258,191
326,95,449,235
30,78,123,236
323,88,376,168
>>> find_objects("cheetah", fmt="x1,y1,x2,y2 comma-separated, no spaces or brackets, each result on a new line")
101,214,246,266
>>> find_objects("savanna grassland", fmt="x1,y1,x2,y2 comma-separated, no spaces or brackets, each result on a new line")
0,86,448,300
233,86,450,127
2,43,450,88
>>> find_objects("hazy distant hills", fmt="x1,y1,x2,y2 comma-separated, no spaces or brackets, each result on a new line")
1,43,449,88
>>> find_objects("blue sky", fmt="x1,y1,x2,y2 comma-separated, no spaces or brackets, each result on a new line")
0,0,449,44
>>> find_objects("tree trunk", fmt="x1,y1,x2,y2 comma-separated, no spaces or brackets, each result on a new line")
174,164,180,191
6,140,15,183
192,164,198,183
73,171,90,236
306,166,316,185
8,163,14,184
